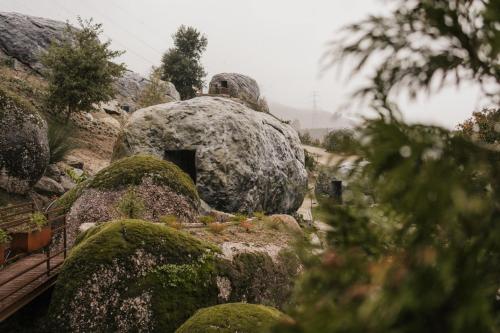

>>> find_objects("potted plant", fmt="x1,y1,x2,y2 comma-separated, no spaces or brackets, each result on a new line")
0,228,11,265
10,212,52,252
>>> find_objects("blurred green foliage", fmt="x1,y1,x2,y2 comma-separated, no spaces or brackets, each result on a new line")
275,1,500,332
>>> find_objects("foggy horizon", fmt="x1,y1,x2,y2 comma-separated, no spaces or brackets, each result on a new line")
0,0,487,128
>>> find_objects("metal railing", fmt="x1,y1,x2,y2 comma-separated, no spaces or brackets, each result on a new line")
0,204,67,306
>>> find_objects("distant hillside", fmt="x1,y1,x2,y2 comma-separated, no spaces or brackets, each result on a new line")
268,101,355,130
299,128,332,142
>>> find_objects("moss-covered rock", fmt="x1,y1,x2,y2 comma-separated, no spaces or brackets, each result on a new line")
0,85,49,194
49,219,221,333
57,154,199,210
54,155,201,247
175,303,286,333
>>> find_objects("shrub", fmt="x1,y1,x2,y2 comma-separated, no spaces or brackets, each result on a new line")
304,150,317,171
265,217,282,231
160,215,182,230
0,228,11,245
66,168,87,184
28,212,48,232
239,220,254,233
199,215,215,225
253,211,265,220
322,129,360,155
230,214,247,223
457,108,500,145
207,222,225,234
116,188,145,219
48,121,78,164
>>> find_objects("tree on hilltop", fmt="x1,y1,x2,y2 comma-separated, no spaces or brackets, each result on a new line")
42,17,126,121
160,25,207,100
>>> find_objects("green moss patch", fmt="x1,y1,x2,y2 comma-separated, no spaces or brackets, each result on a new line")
55,154,199,211
49,219,220,333
175,303,286,333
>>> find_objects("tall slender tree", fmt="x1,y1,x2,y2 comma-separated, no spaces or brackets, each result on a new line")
160,26,207,100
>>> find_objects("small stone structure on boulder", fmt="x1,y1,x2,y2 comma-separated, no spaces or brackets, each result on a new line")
55,154,200,246
175,303,287,333
113,96,307,214
209,73,269,112
0,86,49,194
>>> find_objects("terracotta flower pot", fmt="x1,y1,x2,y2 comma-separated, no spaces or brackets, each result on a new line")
11,226,52,253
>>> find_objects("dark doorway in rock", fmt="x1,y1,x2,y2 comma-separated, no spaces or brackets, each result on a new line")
331,180,343,204
220,80,228,88
164,150,197,184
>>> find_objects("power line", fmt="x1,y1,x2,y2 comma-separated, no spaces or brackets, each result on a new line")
82,1,165,56
51,0,159,66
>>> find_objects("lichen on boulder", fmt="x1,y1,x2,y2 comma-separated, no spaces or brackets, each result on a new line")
55,154,200,246
49,219,221,333
175,303,287,333
113,97,307,214
0,86,49,194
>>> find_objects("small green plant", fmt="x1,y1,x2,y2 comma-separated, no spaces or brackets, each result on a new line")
0,228,11,245
199,215,216,225
208,222,225,234
116,188,145,219
265,217,282,231
66,168,88,184
231,214,247,223
27,212,48,232
48,121,78,164
160,215,182,230
253,211,266,220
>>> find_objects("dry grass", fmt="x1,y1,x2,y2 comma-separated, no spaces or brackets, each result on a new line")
199,215,216,225
160,215,182,230
208,222,226,234
239,220,254,233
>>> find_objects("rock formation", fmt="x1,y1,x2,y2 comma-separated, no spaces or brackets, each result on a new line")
175,303,287,333
56,155,200,246
113,96,307,214
209,73,269,112
0,12,180,111
48,220,221,333
0,87,49,194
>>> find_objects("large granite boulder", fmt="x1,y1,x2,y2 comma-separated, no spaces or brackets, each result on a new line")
0,87,49,194
209,73,268,112
0,12,180,110
113,96,307,214
48,220,222,333
55,154,200,247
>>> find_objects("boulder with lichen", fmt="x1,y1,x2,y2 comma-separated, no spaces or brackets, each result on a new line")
55,154,200,247
0,86,49,194
48,219,221,333
113,97,307,214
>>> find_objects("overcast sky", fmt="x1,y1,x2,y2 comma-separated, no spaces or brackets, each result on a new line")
1,0,486,128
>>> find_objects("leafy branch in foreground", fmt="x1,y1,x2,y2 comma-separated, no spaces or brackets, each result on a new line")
327,0,500,110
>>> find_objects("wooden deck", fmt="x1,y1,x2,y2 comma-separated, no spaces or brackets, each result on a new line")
0,254,64,321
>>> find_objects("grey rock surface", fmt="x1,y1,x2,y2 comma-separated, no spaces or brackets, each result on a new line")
209,73,266,111
34,176,65,195
0,89,49,194
0,12,180,111
0,12,67,72
113,96,307,214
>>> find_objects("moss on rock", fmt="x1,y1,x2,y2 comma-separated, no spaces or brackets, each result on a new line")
49,219,220,333
175,303,286,333
0,85,49,194
55,154,199,211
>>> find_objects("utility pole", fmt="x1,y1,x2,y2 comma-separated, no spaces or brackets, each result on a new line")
311,91,318,129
